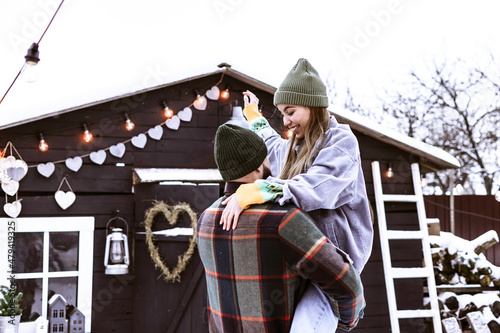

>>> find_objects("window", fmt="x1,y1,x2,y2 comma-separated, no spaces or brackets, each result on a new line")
59,309,64,317
52,324,57,332
0,217,94,333
59,324,64,332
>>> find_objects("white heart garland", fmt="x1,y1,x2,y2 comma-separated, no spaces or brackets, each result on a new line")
6,159,28,182
37,162,55,178
66,156,83,172
206,86,220,100
110,143,126,158
131,133,147,148
1,179,19,196
178,107,193,122
166,115,180,130
90,150,107,165
148,125,163,140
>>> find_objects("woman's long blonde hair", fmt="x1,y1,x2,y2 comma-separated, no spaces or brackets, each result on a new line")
279,107,330,180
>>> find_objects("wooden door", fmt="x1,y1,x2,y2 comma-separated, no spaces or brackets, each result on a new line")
132,182,220,333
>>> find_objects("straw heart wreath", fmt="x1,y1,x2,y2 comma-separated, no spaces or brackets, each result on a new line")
143,201,198,283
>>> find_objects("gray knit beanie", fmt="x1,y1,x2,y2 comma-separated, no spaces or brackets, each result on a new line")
214,124,268,181
274,58,329,107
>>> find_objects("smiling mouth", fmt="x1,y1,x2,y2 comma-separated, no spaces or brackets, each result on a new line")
289,125,299,133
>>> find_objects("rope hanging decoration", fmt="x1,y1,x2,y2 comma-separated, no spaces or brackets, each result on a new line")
143,201,198,283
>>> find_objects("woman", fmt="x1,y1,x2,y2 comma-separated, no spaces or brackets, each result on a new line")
221,58,373,331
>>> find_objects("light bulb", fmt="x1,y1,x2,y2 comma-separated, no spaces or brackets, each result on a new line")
286,129,293,139
22,62,39,83
220,89,230,100
38,134,49,152
124,114,135,131
162,102,174,119
386,163,394,178
83,130,93,143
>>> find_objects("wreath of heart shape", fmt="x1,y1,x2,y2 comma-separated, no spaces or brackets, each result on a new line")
143,201,198,283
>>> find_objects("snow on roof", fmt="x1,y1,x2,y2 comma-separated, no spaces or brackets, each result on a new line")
133,168,222,184
48,294,68,306
330,108,460,170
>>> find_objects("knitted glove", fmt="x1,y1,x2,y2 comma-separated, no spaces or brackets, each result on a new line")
235,179,284,209
243,104,270,132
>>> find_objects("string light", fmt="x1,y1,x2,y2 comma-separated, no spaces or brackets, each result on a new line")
385,163,394,178
220,87,230,100
286,129,293,139
22,43,40,83
162,101,174,119
38,133,49,152
124,114,135,131
82,123,93,143
193,90,207,110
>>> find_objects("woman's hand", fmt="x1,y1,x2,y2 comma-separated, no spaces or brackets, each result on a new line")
220,194,244,230
243,90,259,108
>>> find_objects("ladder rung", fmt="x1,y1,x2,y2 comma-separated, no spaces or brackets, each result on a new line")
391,267,431,278
386,230,425,239
382,194,418,202
427,218,440,224
397,309,437,319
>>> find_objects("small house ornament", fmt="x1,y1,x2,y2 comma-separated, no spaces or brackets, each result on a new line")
48,294,68,333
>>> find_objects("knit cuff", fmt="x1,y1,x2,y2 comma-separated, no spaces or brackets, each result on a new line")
243,104,261,121
235,180,284,209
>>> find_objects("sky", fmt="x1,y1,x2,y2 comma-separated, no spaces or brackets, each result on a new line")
1,0,500,129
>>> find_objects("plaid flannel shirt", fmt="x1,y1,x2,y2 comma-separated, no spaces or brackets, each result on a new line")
196,183,365,332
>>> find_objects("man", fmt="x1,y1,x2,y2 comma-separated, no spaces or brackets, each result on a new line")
197,124,365,332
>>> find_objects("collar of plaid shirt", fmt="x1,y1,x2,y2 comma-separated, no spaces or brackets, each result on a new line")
197,182,365,332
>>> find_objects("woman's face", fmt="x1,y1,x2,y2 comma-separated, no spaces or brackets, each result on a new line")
277,104,311,138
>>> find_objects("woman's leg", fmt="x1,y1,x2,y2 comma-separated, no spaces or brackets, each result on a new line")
289,282,338,332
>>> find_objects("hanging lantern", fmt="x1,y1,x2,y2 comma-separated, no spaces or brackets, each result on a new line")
104,216,130,275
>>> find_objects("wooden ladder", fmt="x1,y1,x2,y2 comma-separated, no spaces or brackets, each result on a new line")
371,161,442,333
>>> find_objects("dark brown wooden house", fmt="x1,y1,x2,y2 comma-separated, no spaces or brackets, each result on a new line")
0,64,459,332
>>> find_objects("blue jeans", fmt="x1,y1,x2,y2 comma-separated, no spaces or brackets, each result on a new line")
290,282,338,332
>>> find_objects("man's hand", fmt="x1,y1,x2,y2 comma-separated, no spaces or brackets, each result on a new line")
221,194,244,230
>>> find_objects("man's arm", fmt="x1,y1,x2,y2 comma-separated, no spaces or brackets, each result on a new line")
278,208,365,331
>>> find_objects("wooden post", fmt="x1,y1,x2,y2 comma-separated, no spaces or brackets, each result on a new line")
450,170,455,234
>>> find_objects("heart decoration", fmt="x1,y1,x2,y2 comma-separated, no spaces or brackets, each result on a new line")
178,107,193,122
165,115,180,131
148,125,163,141
66,156,83,172
4,200,22,218
4,159,28,182
1,179,19,196
37,162,55,178
0,156,16,171
193,96,207,110
205,86,220,100
110,143,126,158
144,201,198,283
54,191,76,210
131,133,147,149
54,177,76,210
90,150,107,165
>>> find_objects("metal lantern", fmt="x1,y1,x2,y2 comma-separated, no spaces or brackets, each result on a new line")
104,216,130,275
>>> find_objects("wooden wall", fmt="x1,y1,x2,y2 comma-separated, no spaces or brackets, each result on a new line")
0,71,441,332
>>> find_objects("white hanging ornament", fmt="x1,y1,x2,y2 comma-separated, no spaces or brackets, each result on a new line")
4,199,22,218
6,159,28,182
90,150,107,165
0,155,16,172
37,162,55,178
193,94,207,110
110,143,126,158
131,133,147,148
178,107,193,122
54,177,76,210
1,179,19,196
166,115,180,130
65,156,83,172
148,125,163,140
206,86,220,100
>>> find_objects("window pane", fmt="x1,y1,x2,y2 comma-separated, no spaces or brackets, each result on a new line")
16,278,42,322
48,277,78,307
13,232,43,273
49,232,79,272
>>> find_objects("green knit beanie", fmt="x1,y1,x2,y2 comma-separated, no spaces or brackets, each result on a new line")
274,58,329,107
214,124,268,181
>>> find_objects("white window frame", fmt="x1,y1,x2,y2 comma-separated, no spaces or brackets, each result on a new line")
0,217,94,333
